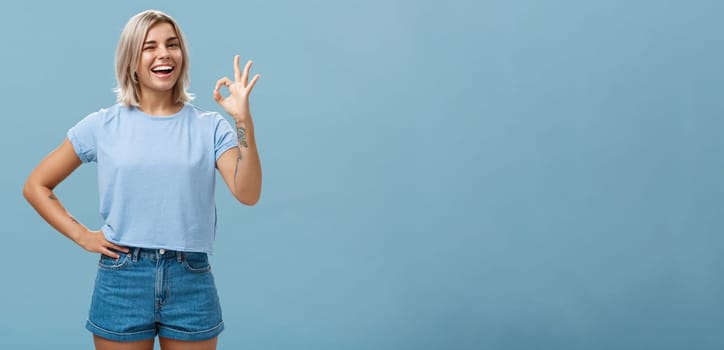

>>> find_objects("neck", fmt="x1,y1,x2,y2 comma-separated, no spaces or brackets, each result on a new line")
138,90,182,116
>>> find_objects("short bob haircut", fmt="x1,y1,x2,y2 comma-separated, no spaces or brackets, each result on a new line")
115,10,193,107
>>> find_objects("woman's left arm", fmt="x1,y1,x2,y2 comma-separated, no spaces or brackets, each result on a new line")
215,55,262,205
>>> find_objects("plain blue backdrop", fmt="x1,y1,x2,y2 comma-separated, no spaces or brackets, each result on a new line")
2,0,723,349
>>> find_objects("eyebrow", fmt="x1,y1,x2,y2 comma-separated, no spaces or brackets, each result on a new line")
143,37,179,45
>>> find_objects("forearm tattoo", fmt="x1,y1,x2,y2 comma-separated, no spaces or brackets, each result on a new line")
237,126,249,148
234,126,248,181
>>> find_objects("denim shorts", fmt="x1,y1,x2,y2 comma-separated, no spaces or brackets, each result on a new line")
86,247,224,342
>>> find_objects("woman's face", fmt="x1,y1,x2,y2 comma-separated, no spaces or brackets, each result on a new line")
136,22,183,97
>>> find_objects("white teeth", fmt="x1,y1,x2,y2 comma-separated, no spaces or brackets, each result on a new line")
152,66,174,72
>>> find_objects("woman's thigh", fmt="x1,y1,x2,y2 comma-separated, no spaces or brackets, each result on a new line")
93,335,154,350
159,336,218,350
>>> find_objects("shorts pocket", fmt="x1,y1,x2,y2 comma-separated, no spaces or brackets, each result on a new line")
98,252,130,270
182,252,211,273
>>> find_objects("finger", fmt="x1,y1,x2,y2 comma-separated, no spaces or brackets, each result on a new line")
247,74,260,93
234,55,242,82
214,77,232,102
243,60,253,87
100,240,124,255
108,243,129,253
214,77,232,91
103,247,120,259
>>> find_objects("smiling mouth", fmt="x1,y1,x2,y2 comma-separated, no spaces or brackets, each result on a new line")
151,66,175,75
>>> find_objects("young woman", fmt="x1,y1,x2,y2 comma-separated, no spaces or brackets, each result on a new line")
22,9,261,350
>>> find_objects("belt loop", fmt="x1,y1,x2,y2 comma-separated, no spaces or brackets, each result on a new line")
177,251,184,263
132,247,140,262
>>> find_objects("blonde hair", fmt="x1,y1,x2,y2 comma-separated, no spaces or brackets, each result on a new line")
114,10,193,107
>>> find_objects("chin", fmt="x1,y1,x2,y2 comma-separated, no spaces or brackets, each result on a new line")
150,80,178,92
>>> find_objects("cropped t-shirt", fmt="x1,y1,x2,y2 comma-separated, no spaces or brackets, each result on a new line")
67,103,237,253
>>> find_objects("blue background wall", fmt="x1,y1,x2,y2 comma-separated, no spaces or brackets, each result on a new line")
2,0,723,349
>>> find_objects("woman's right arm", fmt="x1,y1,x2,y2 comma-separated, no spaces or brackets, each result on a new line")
23,138,128,258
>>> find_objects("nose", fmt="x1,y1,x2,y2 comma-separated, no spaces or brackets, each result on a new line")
157,45,170,59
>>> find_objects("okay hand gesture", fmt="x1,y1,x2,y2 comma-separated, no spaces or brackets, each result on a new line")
213,54,260,122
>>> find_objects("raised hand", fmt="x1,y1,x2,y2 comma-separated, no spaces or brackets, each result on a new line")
213,55,260,122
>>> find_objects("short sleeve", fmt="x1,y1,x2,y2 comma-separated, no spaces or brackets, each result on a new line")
67,111,101,163
214,114,238,160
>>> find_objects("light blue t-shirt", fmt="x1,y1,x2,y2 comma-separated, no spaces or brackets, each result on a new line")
67,103,238,253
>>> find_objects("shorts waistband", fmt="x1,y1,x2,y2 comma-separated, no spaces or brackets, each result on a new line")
115,247,201,262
